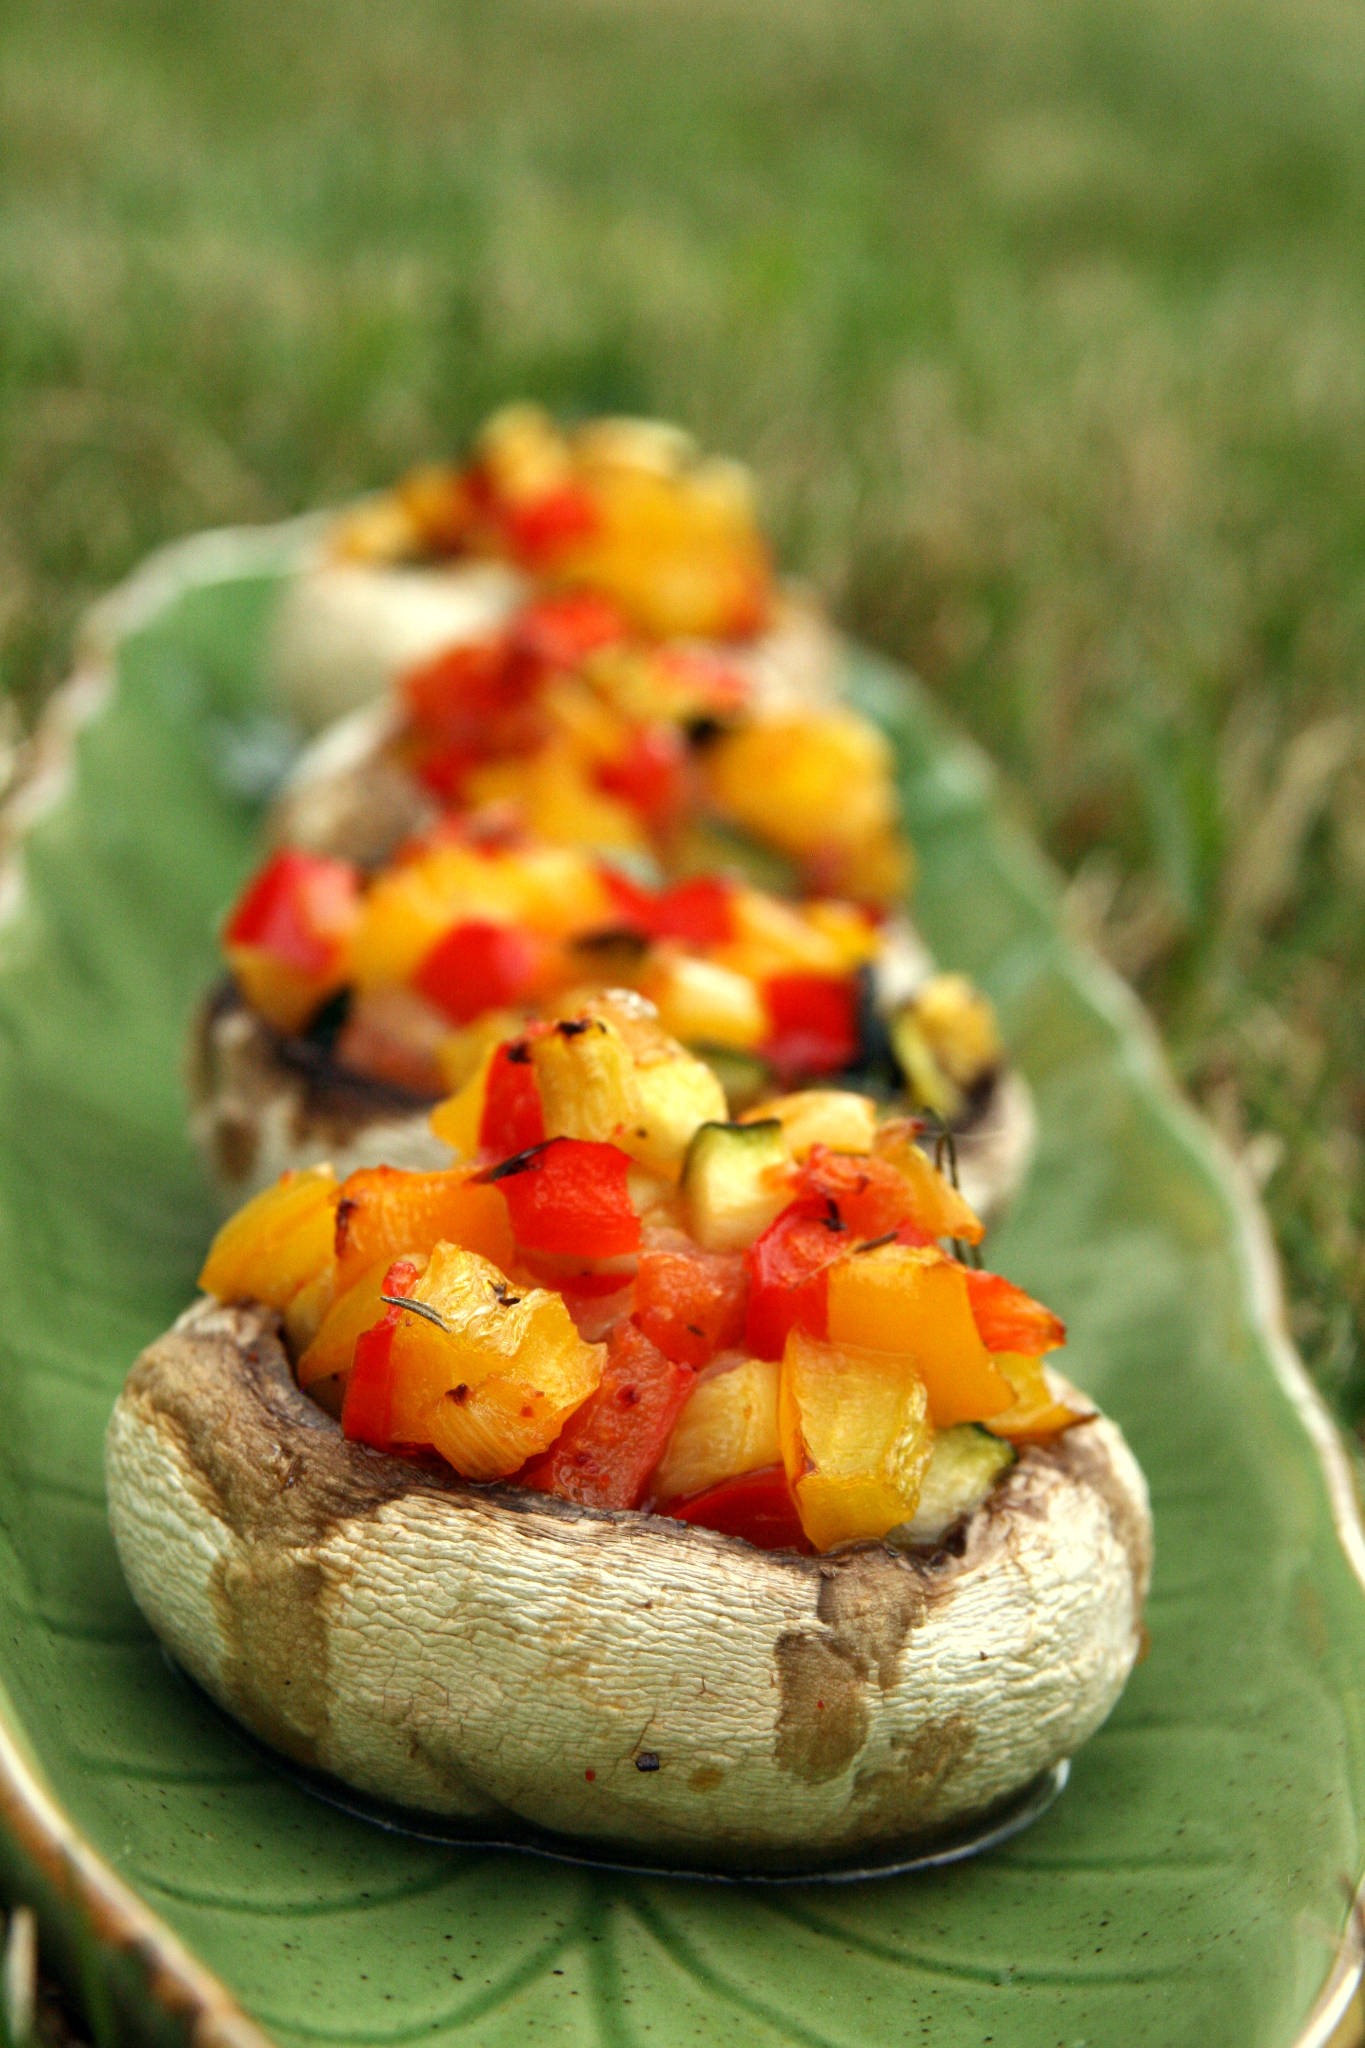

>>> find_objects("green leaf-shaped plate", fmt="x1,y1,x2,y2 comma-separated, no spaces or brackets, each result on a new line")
1,530,1363,2048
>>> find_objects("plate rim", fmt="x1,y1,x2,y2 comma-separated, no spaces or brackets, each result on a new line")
2,521,1362,2048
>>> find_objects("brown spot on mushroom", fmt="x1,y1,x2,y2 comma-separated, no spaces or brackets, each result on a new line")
775,1549,933,1783
689,1765,724,1792
774,1631,870,1782
850,1715,976,1819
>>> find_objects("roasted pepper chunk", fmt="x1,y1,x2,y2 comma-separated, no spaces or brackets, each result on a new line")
333,1164,516,1293
385,1243,604,1478
964,1270,1067,1356
633,1240,748,1367
986,1353,1094,1443
340,1258,422,1450
664,1465,808,1551
223,851,361,1035
779,1330,935,1551
490,1136,640,1262
825,1243,1015,1428
200,1166,338,1311
520,1320,693,1509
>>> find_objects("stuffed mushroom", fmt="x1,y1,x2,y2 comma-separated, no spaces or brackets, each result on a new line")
111,1010,1148,1870
187,833,1033,1215
269,405,841,734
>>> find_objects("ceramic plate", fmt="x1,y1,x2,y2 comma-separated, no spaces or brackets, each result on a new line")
1,528,1363,2048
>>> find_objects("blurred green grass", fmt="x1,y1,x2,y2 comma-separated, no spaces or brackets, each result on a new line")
0,0,1360,1417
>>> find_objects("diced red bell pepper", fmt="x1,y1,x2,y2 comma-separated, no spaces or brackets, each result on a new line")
743,1201,851,1358
964,1270,1067,1356
490,1137,640,1261
595,724,690,830
413,919,544,1025
600,869,736,946
762,973,860,1080
500,483,600,567
520,1320,693,1510
634,1243,748,1368
795,1149,935,1246
478,1037,547,1156
509,589,630,671
664,1465,809,1551
224,850,361,976
341,1257,421,1450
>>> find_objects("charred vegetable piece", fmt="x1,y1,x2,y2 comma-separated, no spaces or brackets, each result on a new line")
664,1464,808,1551
825,1244,1014,1428
743,1089,878,1159
594,725,690,830
651,1356,781,1503
634,1242,748,1367
601,871,736,946
384,1243,603,1478
492,1137,640,1260
224,851,361,1035
520,1320,693,1509
530,999,726,1176
680,1119,791,1252
743,1201,850,1359
477,1038,547,1155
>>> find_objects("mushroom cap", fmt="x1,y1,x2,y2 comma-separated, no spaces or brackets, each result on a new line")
105,1298,1150,1872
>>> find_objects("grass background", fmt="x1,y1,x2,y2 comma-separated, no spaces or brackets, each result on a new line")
0,0,1360,1423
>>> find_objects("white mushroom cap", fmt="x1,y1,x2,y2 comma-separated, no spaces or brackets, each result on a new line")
105,1299,1150,1871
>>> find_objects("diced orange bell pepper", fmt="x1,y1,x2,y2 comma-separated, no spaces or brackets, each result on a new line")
985,1353,1095,1443
199,1167,338,1311
778,1329,935,1552
385,1243,604,1480
825,1243,1014,1428
333,1165,516,1293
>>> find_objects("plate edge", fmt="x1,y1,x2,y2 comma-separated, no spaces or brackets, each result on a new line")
0,518,1361,2048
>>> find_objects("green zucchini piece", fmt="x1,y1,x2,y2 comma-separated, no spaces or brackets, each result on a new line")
897,1425,1017,1544
681,1118,789,1251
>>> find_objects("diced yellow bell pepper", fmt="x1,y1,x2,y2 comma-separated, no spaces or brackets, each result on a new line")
741,1089,877,1158
642,953,768,1050
463,743,649,856
297,1257,407,1388
872,1121,985,1244
704,711,899,864
779,1330,935,1551
652,1357,781,1504
199,1167,338,1311
826,1244,1014,1428
387,1243,604,1479
531,998,726,1177
986,1353,1096,1443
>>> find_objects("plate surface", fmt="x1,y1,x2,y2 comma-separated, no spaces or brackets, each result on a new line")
0,534,1363,2048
